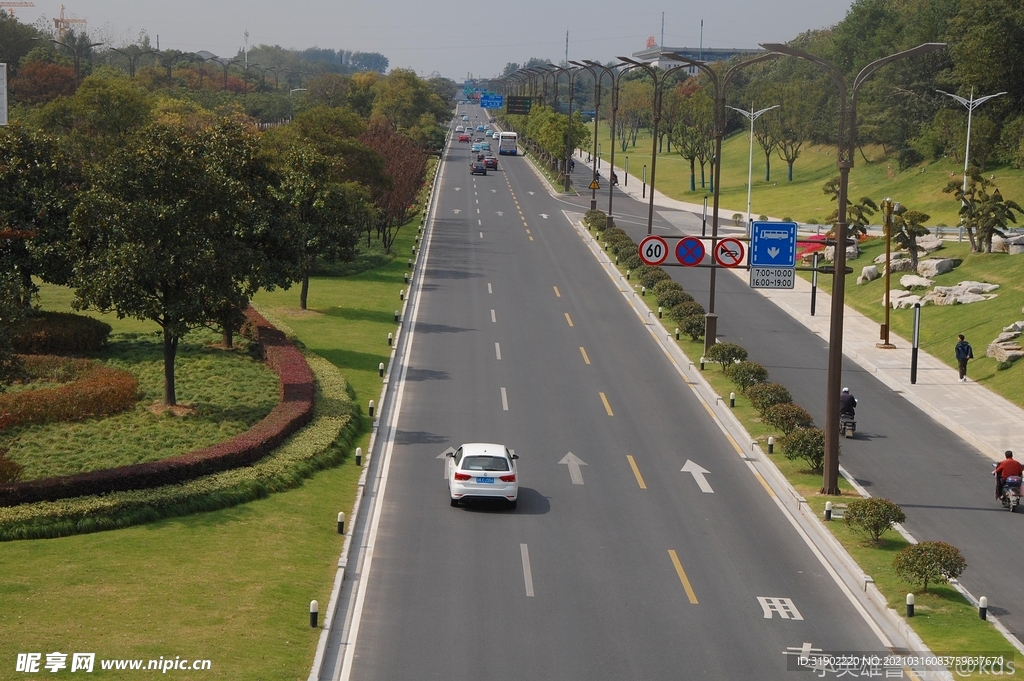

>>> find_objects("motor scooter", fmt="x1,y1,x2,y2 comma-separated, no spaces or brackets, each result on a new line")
993,463,1022,512
839,411,856,439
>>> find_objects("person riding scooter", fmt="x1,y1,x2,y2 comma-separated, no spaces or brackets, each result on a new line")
993,450,1023,500
839,387,857,418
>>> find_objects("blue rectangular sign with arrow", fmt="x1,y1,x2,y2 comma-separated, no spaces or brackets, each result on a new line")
479,94,504,109
750,221,797,267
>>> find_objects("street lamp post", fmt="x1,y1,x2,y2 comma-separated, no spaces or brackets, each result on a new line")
726,103,779,230
50,39,104,80
547,64,582,193
108,47,158,78
878,198,899,349
584,61,634,220
762,41,946,495
936,87,1007,245
617,56,689,236
570,60,605,210
658,50,783,356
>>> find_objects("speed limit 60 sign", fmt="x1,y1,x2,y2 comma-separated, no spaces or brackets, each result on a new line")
638,235,669,266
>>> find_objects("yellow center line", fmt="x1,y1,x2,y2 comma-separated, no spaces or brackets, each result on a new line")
626,455,647,489
599,392,613,416
668,550,699,604
526,229,531,234
564,313,573,327
553,286,561,297
579,347,591,364
529,236,534,241
753,471,776,498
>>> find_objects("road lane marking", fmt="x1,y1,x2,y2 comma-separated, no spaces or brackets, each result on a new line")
520,544,535,597
477,208,480,214
626,455,647,489
758,597,803,620
501,387,508,411
564,313,573,327
558,452,587,485
754,471,776,498
529,236,534,241
478,219,481,225
488,283,492,294
579,347,590,364
599,392,613,416
525,229,531,234
480,232,483,238
668,550,699,604
681,460,714,493
553,286,560,297
491,309,496,323
495,342,501,360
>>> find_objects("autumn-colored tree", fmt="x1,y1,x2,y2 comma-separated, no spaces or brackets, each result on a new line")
360,118,427,253
9,60,77,104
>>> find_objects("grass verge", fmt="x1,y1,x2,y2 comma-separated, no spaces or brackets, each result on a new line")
587,222,1019,672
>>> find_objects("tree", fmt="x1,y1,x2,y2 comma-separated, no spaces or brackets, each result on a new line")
780,427,827,473
69,124,272,405
977,188,1022,253
943,168,1021,252
617,79,652,151
348,51,388,74
306,73,350,108
669,86,713,191
823,176,877,236
767,82,824,182
0,266,25,389
360,119,426,253
891,205,931,269
893,541,967,593
844,498,906,543
9,60,77,104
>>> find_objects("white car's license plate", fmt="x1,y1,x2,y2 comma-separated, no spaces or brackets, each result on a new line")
476,477,494,484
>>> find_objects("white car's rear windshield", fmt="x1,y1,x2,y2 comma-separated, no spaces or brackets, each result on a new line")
462,456,510,472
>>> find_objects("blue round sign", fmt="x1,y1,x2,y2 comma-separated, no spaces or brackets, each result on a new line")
676,237,705,266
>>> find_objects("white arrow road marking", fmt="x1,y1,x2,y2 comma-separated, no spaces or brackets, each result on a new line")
453,209,461,214
681,460,714,493
767,247,780,258
491,189,497,193
558,452,588,485
520,544,535,597
540,213,549,219
455,187,461,191
528,191,535,195
496,211,504,216
439,448,455,479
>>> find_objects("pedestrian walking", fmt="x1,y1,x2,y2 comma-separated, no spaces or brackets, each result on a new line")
954,334,974,382
569,159,575,173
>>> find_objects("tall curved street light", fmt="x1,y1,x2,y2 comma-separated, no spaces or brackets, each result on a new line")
936,87,1006,244
617,57,690,236
762,41,946,495
547,64,582,192
658,50,782,357
109,47,158,78
585,60,636,220
50,39,104,80
726,103,779,230
570,60,606,210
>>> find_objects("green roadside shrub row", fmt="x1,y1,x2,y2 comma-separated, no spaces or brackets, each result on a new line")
0,352,358,541
0,307,314,507
11,311,112,355
0,357,139,433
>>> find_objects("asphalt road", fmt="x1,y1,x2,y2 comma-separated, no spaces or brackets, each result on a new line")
559,157,1024,638
340,105,892,679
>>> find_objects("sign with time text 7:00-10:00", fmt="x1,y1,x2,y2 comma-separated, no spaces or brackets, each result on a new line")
749,266,795,289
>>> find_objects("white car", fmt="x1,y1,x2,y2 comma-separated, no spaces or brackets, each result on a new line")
447,443,519,509
455,125,465,132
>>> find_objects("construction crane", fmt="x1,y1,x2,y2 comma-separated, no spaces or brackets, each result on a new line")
54,5,86,40
0,2,35,18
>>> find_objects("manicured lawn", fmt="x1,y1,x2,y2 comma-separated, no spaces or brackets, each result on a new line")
593,121,1024,229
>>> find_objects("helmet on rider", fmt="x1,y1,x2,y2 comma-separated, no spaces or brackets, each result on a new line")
842,387,849,393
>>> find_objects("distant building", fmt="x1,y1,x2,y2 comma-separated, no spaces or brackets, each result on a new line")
631,45,765,68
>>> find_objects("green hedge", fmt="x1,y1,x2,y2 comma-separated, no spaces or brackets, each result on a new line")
11,312,112,355
0,353,357,541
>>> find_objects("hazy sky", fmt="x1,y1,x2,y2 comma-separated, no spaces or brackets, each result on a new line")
29,1,855,80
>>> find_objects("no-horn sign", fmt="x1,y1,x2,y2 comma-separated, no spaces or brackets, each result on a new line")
713,238,745,268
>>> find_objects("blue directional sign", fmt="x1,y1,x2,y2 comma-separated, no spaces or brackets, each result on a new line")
479,94,504,109
750,221,798,267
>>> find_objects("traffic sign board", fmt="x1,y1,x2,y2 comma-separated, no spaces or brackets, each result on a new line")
675,236,705,266
638,235,669,266
750,266,796,289
507,96,532,115
751,221,797,267
479,94,504,109
588,178,600,190
713,237,745,268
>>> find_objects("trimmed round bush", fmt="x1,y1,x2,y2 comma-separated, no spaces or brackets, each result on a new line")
844,497,905,543
705,341,747,367
622,253,643,270
584,209,608,231
653,279,683,297
680,314,705,341
779,427,826,473
747,382,792,415
639,267,670,289
893,541,967,592
668,301,706,324
612,239,638,259
725,361,769,393
763,403,813,435
12,312,112,355
656,288,693,309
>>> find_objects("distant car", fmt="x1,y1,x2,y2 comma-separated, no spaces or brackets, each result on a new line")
470,160,488,176
472,142,482,152
476,125,485,132
455,125,464,132
483,155,498,170
462,115,469,121
481,141,491,151
447,443,518,508
458,133,471,143
489,117,496,123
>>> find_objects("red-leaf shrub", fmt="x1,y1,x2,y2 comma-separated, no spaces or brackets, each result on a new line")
0,364,139,431
0,308,315,506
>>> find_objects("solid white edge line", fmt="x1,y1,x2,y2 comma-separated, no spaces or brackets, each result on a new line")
336,141,446,681
520,544,535,597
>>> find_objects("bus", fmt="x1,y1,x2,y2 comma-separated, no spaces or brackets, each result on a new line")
497,132,518,156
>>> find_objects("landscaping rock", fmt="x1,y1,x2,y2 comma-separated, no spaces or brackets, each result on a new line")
996,330,1022,343
893,295,922,309
875,252,908,265
1007,235,1024,255
992,235,1008,253
857,265,880,285
823,243,860,262
916,235,944,253
900,274,934,289
887,258,916,274
885,290,912,307
921,280,1000,306
987,339,1024,363
1004,321,1024,333
917,258,955,278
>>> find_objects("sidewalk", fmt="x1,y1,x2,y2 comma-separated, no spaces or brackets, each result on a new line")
577,153,1023,462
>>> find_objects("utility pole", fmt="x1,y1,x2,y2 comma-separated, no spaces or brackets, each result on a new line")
661,12,664,47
